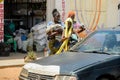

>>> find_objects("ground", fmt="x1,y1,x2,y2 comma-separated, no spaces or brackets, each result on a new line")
0,66,22,80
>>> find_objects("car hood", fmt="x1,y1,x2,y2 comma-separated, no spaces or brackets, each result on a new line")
24,52,117,76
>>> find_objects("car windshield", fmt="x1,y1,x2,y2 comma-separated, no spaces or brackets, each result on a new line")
72,30,120,55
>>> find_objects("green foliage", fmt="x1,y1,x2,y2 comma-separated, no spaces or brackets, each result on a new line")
24,51,37,62
27,51,37,60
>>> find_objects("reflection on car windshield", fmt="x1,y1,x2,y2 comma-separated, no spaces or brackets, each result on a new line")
73,31,120,55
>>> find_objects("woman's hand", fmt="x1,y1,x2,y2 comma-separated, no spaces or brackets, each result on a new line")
61,36,69,42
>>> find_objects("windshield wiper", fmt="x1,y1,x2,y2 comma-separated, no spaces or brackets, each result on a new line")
82,50,111,55
69,50,78,52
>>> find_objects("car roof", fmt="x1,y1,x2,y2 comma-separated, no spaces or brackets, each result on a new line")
97,26,120,31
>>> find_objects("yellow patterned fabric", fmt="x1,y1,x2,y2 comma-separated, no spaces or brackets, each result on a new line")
56,18,73,54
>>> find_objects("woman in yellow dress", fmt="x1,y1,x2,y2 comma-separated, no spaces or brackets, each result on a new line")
56,11,76,54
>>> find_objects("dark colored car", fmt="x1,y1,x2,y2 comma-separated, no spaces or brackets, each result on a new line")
19,26,120,80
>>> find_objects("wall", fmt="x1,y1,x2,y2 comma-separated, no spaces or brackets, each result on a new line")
47,0,119,29
65,0,107,30
0,0,4,42
107,0,119,27
46,0,55,23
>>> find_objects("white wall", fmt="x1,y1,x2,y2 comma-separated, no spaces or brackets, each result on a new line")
47,0,119,28
107,0,119,27
46,0,55,23
118,0,120,25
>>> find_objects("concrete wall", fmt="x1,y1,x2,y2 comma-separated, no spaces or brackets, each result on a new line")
47,0,119,28
46,0,55,23
65,0,107,29
107,0,119,27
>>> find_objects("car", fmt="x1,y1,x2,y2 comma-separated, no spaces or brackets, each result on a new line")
19,26,120,80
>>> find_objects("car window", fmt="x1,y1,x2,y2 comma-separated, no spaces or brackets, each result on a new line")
73,31,120,55
78,32,106,51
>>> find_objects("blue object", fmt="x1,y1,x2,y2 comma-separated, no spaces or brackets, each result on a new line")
54,40,61,48
21,35,27,41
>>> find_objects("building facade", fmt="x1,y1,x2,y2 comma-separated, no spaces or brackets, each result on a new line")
47,0,119,29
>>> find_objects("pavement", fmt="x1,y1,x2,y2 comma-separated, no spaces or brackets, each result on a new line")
0,51,44,68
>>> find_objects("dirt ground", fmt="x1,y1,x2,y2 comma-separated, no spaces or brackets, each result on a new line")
0,66,22,80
